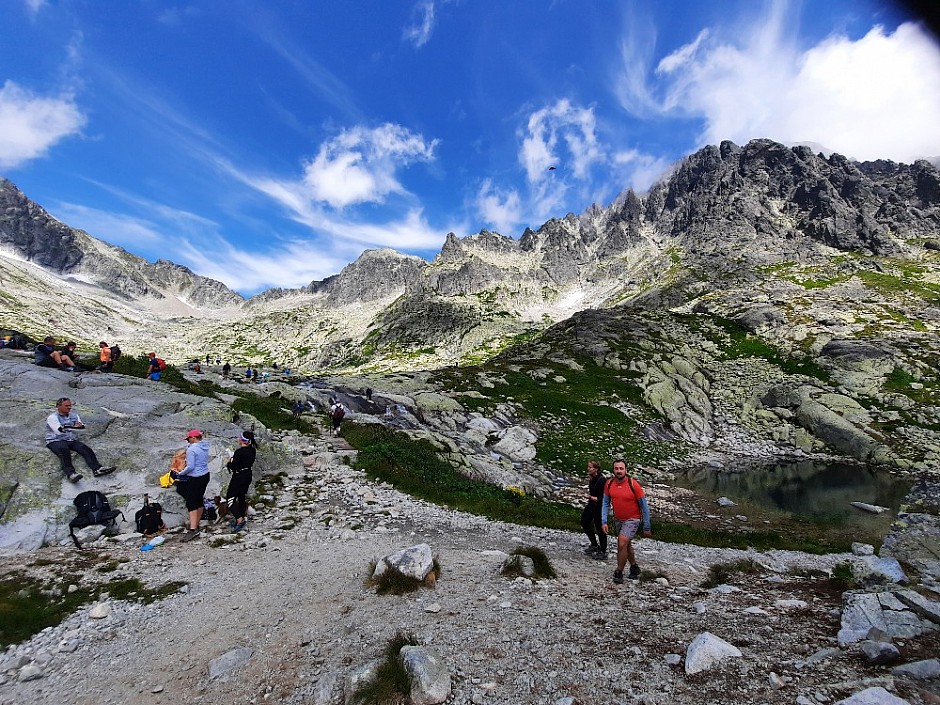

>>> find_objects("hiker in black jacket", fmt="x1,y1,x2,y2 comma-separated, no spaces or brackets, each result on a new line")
580,460,608,559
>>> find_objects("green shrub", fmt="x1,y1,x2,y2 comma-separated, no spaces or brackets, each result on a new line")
342,422,580,532
501,545,557,580
701,558,765,588
831,561,857,588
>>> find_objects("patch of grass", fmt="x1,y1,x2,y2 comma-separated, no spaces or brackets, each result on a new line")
350,631,419,705
0,572,186,648
707,316,832,381
501,545,557,580
701,558,765,589
343,422,581,532
654,520,850,553
831,561,858,588
231,392,317,432
638,568,668,583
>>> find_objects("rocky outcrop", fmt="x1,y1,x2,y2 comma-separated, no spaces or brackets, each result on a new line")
0,355,271,551
0,178,242,306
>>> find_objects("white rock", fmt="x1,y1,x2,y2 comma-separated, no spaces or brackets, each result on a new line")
684,632,743,674
88,603,112,620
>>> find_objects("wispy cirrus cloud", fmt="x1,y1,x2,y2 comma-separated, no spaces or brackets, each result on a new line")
403,1,436,48
477,98,666,236
0,81,86,169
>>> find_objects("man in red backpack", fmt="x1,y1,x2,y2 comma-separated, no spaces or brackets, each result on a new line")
602,459,652,583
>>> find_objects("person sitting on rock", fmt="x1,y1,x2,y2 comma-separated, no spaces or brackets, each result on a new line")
34,336,76,371
45,397,115,482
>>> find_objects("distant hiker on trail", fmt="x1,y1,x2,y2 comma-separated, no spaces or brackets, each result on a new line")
206,354,211,364
171,429,211,542
222,362,231,378
98,341,114,372
330,401,346,436
45,397,115,483
245,366,252,381
252,368,259,383
581,460,607,560
147,352,165,381
292,401,304,417
602,460,651,583
225,430,257,534
34,336,75,371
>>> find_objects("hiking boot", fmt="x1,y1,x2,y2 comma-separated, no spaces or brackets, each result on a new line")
67,472,83,483
232,522,246,534
92,466,116,477
583,546,599,555
613,569,624,584
181,528,201,542
628,564,642,580
592,549,608,561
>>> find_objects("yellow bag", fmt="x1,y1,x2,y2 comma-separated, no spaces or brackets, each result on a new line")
159,471,175,488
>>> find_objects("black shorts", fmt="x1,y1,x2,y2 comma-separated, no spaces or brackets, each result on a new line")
175,473,210,511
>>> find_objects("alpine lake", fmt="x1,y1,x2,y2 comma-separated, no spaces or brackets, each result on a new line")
672,459,914,549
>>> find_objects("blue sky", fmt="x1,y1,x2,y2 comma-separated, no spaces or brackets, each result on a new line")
2,1,939,296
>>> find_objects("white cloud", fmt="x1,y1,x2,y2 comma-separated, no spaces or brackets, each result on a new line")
301,123,438,208
476,179,523,235
403,1,435,48
626,6,940,163
611,149,673,193
24,0,45,16
0,81,86,169
519,99,604,182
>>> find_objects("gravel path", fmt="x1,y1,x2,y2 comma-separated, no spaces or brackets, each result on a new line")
0,435,932,705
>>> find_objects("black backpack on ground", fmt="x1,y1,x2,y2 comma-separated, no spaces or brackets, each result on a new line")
135,495,164,536
69,491,125,548
109,345,122,362
202,497,217,522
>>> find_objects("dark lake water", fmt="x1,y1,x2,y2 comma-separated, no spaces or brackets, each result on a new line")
675,460,913,527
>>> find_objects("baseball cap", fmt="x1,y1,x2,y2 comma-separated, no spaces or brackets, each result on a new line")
185,429,203,439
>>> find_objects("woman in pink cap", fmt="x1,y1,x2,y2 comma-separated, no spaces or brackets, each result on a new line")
171,429,211,541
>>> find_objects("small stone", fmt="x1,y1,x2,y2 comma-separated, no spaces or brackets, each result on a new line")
18,664,44,682
88,603,112,619
424,603,442,613
716,497,736,507
151,685,165,693
664,654,682,666
851,542,875,556
769,672,785,689
774,599,808,609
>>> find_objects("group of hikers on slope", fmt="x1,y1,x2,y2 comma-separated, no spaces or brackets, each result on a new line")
580,459,652,584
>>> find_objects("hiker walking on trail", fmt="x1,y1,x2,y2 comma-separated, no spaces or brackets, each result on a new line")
171,429,211,542
225,430,257,533
601,460,651,583
45,397,115,482
329,401,346,436
580,460,608,559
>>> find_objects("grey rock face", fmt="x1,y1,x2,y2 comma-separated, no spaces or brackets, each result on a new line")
0,178,242,306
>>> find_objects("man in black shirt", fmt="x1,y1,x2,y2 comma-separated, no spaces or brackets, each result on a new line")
581,460,608,559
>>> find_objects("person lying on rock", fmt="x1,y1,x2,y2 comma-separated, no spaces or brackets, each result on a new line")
45,397,116,483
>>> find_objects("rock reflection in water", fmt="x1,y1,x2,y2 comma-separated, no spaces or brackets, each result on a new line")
678,460,912,522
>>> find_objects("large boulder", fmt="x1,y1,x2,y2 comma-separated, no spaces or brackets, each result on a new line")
0,357,261,552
